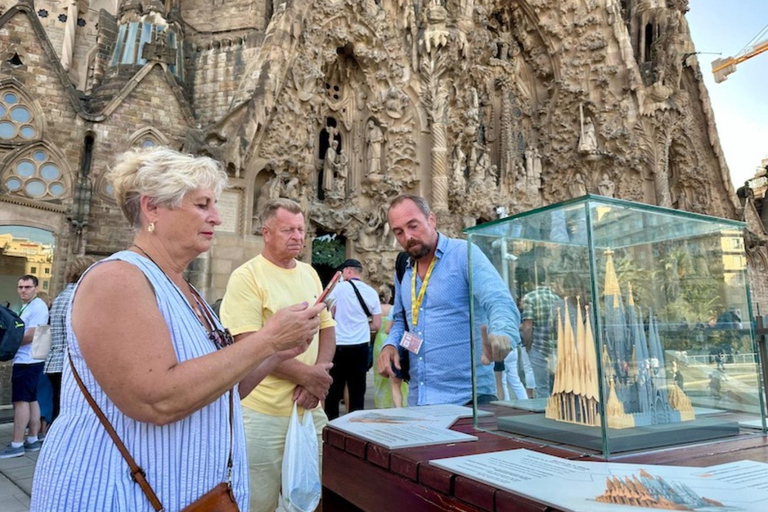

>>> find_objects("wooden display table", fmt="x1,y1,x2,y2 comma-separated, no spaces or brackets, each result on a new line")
322,416,768,512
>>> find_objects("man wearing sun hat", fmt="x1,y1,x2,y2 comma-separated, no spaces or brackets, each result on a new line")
324,258,382,420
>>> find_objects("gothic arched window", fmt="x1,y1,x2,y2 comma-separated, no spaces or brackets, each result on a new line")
2,145,70,201
0,88,42,142
127,127,168,150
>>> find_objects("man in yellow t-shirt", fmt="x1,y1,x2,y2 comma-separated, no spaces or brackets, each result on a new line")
221,198,336,512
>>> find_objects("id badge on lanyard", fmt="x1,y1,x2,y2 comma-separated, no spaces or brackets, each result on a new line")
401,257,436,355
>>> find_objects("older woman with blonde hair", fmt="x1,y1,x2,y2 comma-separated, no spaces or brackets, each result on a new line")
32,147,325,511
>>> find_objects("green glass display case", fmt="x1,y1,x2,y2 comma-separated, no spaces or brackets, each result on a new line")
466,195,766,459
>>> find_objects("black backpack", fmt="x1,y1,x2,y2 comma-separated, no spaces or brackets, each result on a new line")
0,305,25,362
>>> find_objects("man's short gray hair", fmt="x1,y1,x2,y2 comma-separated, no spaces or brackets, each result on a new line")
107,147,228,229
259,198,303,226
388,194,432,218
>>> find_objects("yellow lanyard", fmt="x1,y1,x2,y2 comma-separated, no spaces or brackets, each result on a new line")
411,257,437,327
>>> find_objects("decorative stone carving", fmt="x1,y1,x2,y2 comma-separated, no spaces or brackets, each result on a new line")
174,0,745,292
366,120,384,176
570,172,588,198
598,172,616,198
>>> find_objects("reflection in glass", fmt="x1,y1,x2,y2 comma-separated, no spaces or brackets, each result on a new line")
0,122,15,138
40,164,60,181
10,106,31,123
33,150,47,162
3,93,18,104
16,161,35,177
5,178,22,191
24,180,46,197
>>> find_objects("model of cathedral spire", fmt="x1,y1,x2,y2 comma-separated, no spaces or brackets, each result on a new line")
545,298,600,426
545,249,695,429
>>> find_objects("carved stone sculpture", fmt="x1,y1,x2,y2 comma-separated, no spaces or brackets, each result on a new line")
579,117,598,154
570,172,588,198
323,139,339,196
598,172,616,198
366,120,384,176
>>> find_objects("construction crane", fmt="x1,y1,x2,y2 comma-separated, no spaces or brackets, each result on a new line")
712,23,768,83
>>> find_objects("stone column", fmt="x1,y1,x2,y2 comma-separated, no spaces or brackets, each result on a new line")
61,2,79,72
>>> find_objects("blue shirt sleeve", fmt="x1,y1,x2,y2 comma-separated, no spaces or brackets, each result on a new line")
468,243,520,344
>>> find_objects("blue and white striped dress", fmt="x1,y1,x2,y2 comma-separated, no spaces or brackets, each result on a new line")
31,251,249,511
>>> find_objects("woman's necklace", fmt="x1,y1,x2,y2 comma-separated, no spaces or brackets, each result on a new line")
130,244,234,349
131,244,208,328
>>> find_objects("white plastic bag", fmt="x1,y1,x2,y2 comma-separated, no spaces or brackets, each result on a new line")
278,403,321,512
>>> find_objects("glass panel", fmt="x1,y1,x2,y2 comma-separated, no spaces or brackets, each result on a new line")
24,180,46,197
40,164,60,181
10,106,31,123
0,121,15,138
122,22,140,64
33,150,47,162
19,126,35,139
137,22,153,65
468,196,764,459
5,178,22,191
111,24,127,66
16,160,35,177
3,93,18,104
49,183,65,196
0,104,6,117
141,139,155,148
168,31,177,75
105,183,114,196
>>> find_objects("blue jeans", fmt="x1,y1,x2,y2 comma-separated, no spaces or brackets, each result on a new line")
528,345,552,399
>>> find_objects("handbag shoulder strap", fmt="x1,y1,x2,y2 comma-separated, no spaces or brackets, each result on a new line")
348,280,372,319
68,355,165,512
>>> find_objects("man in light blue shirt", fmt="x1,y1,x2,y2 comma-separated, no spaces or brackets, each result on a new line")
376,195,520,406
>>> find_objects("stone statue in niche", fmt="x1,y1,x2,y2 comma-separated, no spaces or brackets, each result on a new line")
323,139,340,195
598,172,615,197
474,149,491,183
366,120,384,176
570,172,588,198
333,147,349,197
524,147,542,189
579,111,598,154
451,144,467,191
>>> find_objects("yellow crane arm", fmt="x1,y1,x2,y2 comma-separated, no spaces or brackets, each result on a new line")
712,39,768,83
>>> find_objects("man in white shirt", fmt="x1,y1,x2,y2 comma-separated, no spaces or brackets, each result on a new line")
0,275,49,458
324,259,382,420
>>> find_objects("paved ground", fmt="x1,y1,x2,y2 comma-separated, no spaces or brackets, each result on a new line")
0,423,34,512
0,371,378,511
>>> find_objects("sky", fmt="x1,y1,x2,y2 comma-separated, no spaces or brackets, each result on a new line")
686,0,768,188
0,226,54,245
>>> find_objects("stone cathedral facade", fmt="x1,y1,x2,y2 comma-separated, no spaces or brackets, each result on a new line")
1,0,766,302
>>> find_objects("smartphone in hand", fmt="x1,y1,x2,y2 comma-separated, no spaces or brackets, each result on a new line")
315,271,342,305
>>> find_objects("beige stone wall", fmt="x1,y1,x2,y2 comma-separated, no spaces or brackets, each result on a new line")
180,0,270,34
189,41,262,127
206,233,264,301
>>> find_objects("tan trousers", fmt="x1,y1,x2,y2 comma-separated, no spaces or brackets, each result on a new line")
241,405,327,512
